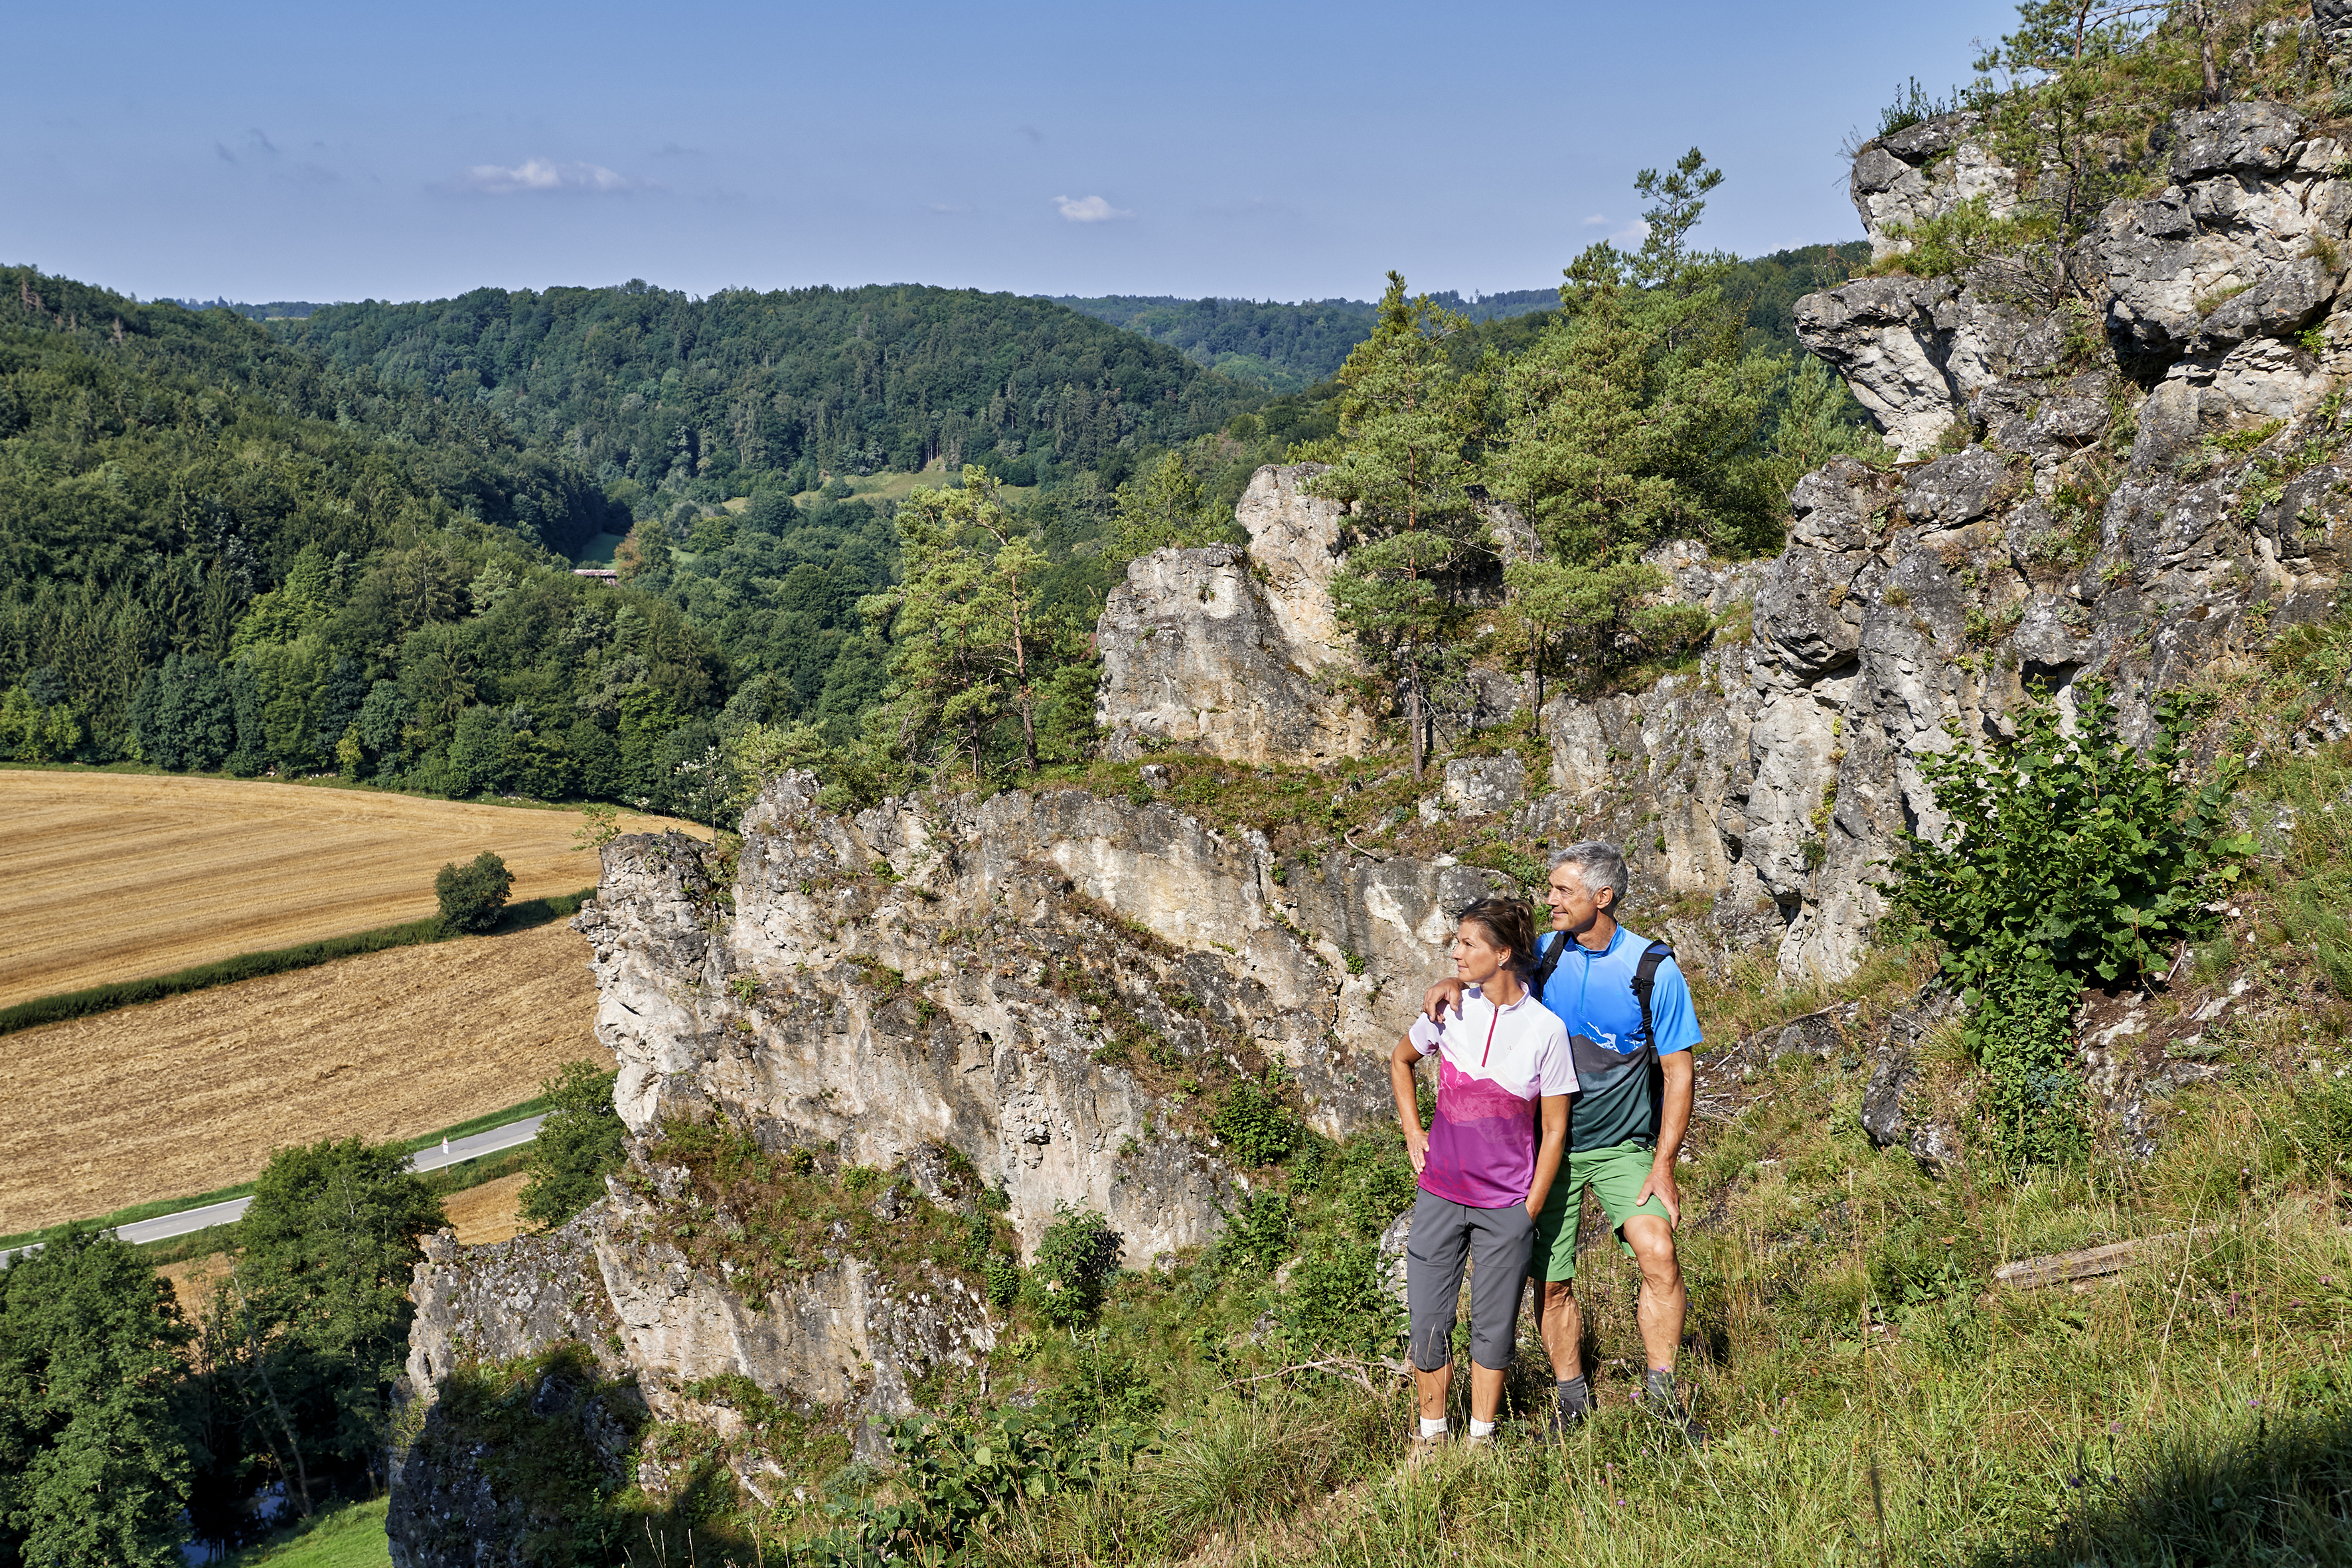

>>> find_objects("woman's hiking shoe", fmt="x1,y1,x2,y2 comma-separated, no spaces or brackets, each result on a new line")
1407,1427,1449,1466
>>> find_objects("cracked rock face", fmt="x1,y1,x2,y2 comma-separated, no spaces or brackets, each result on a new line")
1851,112,2021,262
576,777,1516,1262
1804,103,2352,457
1095,465,1374,765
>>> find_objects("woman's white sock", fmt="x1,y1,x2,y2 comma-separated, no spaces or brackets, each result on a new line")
1468,1417,1496,1439
1419,1417,1449,1438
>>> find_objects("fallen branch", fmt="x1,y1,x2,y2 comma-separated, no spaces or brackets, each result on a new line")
1990,1225,2221,1291
1343,828,1387,862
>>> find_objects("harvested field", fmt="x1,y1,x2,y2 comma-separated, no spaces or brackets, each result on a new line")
0,770,704,1010
0,921,609,1234
441,1172,530,1248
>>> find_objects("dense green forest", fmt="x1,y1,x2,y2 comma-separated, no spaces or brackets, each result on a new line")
1053,248,1862,391
275,284,1258,505
0,268,737,811
0,274,1285,805
1057,290,1557,392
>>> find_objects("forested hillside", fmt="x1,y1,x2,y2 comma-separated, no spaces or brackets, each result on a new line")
1056,248,1863,390
277,284,1260,503
0,268,735,813
1057,290,1555,391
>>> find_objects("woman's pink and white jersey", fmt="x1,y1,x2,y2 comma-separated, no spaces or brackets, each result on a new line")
1406,985,1577,1208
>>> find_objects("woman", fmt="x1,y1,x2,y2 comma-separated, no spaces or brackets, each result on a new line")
1390,897,1575,1450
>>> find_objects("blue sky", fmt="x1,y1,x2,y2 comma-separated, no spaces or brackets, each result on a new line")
6,1,2021,307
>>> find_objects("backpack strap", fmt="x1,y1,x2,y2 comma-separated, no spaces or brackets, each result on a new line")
1529,930,1572,995
1631,941,1674,1049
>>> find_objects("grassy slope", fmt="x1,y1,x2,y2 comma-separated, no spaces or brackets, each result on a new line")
220,1497,392,1568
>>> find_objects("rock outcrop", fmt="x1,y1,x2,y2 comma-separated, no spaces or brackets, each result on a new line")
1810,103,2352,457
1095,465,1374,764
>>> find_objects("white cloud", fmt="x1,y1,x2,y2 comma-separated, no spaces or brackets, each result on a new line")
1582,212,1608,225
1054,193,1131,222
454,158,647,195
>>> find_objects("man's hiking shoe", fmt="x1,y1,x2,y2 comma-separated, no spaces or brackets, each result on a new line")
1551,1376,1593,1437
1406,1428,1449,1466
1642,1372,1709,1447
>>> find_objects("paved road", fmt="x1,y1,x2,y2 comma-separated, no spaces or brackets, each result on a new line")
3,1114,546,1263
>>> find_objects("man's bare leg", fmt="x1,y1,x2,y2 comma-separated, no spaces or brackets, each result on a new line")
1621,1214,1686,1374
1621,1214,1703,1441
1539,1279,1583,1379
1538,1279,1593,1427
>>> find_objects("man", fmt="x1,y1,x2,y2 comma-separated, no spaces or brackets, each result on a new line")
1422,840,1705,1440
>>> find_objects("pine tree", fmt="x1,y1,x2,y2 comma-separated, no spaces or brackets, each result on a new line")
860,468,1056,781
1305,275,1483,776
1107,452,1229,561
1480,151,1780,694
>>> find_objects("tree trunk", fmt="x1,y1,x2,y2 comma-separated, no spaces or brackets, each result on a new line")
1407,649,1425,779
1529,629,1543,740
235,1285,313,1520
2194,3,2220,105
1011,615,1037,775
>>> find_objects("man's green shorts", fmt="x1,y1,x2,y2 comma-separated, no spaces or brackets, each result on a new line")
1531,1140,1673,1281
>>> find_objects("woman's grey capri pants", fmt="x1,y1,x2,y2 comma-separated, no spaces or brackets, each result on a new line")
1405,1187,1534,1371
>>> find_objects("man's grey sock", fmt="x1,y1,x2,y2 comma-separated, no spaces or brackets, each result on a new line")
1644,1368,1677,1407
1557,1375,1592,1419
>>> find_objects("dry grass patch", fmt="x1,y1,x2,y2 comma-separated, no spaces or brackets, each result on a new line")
0,920,607,1233
0,770,702,1009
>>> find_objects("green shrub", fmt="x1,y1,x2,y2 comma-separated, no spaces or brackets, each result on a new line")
1209,1077,1302,1167
983,1251,1022,1310
517,1061,626,1230
1278,1239,1399,1356
1214,1190,1293,1276
806,1407,1144,1563
1027,1206,1123,1328
1329,1137,1418,1239
1880,681,2248,1174
434,850,513,933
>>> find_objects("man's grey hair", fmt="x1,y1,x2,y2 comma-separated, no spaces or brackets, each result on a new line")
1549,840,1628,908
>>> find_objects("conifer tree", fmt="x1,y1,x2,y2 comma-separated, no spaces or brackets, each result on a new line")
1306,275,1482,776
1482,151,1778,692
1107,452,1230,562
860,468,1056,780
